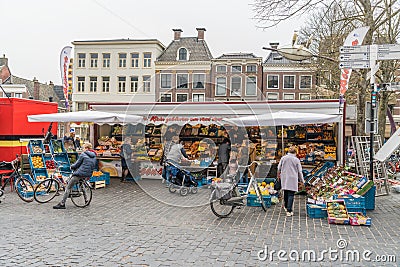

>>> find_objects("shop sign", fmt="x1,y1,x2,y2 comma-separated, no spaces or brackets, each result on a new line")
147,115,223,124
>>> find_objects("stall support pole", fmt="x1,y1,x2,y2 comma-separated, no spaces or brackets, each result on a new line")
281,125,284,153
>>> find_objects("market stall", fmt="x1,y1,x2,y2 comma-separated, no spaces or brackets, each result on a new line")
89,100,345,179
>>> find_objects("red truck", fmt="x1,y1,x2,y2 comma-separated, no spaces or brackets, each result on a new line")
0,98,58,161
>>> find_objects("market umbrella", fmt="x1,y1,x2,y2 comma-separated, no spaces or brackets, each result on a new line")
223,110,342,126
27,110,143,125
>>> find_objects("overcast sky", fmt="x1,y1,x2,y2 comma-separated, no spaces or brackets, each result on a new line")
1,0,303,84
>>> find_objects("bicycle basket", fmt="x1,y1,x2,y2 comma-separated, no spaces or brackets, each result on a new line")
210,183,234,201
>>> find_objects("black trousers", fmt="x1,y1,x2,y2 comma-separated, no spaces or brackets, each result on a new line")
283,190,295,212
217,162,228,177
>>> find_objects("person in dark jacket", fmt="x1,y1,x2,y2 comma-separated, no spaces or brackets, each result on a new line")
53,142,97,209
120,137,133,182
217,137,231,177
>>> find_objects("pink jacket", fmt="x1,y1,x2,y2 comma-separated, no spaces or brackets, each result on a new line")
277,153,304,192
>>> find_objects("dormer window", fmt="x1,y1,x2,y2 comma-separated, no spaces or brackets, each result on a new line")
178,47,188,61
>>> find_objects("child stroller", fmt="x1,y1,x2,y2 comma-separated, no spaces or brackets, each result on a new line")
165,160,198,196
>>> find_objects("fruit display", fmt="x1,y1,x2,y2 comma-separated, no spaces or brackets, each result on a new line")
348,212,371,226
51,140,65,153
307,166,367,203
327,200,349,224
92,171,103,177
68,154,78,164
45,160,55,169
31,156,44,168
32,146,43,153
36,175,47,181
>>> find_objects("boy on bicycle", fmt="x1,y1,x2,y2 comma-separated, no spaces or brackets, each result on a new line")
53,142,97,209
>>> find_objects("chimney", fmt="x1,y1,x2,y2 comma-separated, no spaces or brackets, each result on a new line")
0,54,8,66
269,42,279,49
196,28,206,40
173,29,183,40
33,77,39,100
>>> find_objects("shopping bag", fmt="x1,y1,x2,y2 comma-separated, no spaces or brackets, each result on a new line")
274,178,282,191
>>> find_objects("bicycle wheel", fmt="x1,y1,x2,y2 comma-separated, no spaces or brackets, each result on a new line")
210,200,235,218
34,178,60,203
254,183,267,212
15,177,34,202
71,180,92,208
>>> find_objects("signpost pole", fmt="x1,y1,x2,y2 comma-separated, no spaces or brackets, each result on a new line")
369,45,378,181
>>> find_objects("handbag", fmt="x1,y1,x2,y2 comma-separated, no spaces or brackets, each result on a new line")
274,178,282,191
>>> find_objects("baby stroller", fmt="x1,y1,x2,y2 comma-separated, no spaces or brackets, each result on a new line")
165,160,198,196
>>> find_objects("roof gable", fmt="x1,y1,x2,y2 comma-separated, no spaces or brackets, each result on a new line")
157,37,213,62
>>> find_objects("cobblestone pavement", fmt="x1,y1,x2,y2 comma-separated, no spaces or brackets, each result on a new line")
0,179,399,266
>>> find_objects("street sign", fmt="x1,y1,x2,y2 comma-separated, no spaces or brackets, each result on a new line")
377,51,400,60
378,44,400,52
339,61,370,69
340,45,370,54
365,101,378,120
365,119,378,134
339,53,370,61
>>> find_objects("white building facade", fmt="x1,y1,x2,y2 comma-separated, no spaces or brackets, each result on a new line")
71,39,165,111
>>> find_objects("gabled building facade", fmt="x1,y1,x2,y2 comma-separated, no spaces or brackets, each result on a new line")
71,39,165,111
263,43,316,101
211,53,263,101
155,28,213,102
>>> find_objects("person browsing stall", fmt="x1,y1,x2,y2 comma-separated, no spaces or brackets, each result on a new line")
120,137,133,182
277,146,305,217
53,142,97,209
166,135,189,164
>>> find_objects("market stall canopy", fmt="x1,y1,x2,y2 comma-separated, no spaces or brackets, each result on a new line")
89,100,343,126
223,110,342,126
27,110,143,125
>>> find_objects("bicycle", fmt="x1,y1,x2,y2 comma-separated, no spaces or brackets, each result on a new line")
0,154,35,203
210,161,267,218
33,158,93,207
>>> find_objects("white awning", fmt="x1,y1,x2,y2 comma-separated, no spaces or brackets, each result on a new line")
27,110,143,125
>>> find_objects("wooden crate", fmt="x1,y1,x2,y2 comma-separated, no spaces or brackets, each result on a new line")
93,180,106,189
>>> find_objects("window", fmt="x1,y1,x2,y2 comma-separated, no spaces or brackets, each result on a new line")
231,65,242,73
131,53,139,68
118,76,126,92
267,93,279,101
283,93,295,100
283,75,295,89
177,94,188,102
216,77,227,96
161,74,172,89
102,76,110,92
300,75,312,89
192,93,205,102
267,75,279,89
193,74,205,89
130,76,139,92
102,53,110,68
77,77,85,92
246,65,257,72
177,74,188,89
160,94,172,102
216,65,227,73
300,93,311,100
143,53,151,68
90,53,98,68
89,77,97,92
78,53,85,68
14,93,22,98
178,48,188,61
143,76,151,92
231,76,241,95
119,53,127,67
246,76,257,96
77,102,87,111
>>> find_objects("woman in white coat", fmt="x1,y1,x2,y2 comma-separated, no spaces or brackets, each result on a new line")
277,146,305,217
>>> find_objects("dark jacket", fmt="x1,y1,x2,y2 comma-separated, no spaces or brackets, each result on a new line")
218,142,231,164
71,150,97,177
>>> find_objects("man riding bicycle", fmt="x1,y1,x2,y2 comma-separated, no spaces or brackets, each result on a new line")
53,142,97,209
